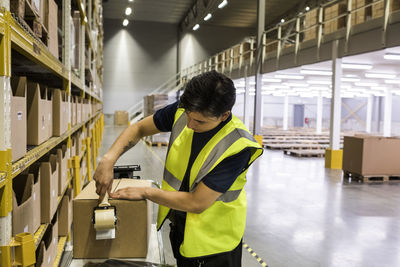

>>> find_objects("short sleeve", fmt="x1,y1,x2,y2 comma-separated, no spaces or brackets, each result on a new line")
153,101,179,132
201,149,252,193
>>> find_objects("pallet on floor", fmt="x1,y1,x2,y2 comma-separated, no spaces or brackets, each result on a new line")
284,149,325,158
264,143,328,150
343,171,400,183
144,140,168,147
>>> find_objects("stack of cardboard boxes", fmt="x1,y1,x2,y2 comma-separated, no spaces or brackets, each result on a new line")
372,0,400,18
324,1,347,35
144,94,172,144
351,0,371,26
303,9,319,41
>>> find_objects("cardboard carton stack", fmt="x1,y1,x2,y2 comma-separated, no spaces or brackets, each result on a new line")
12,174,35,235
73,179,152,258
52,89,68,137
303,9,319,41
372,0,400,18
342,135,400,176
265,39,278,53
114,111,129,125
351,0,371,26
144,94,171,144
40,154,59,224
324,2,347,35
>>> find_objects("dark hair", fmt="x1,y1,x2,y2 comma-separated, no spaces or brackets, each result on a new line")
179,70,236,118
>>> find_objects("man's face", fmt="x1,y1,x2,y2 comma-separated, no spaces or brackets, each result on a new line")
185,111,230,133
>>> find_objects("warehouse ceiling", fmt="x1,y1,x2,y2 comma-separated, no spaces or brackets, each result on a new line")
102,0,327,29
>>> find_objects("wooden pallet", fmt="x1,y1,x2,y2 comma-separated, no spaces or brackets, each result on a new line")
284,149,325,158
264,143,329,150
343,171,400,183
145,140,168,147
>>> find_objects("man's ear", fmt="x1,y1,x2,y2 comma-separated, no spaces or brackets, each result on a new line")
220,111,231,121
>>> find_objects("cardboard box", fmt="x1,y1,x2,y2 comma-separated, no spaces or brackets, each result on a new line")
73,179,152,259
10,0,25,18
73,11,81,70
11,76,27,162
71,95,77,126
46,89,53,139
114,111,129,125
303,9,318,41
342,135,400,176
40,154,59,223
36,221,57,267
57,144,69,195
31,0,41,17
58,188,73,236
27,82,50,146
12,174,34,235
76,96,82,124
46,0,59,58
52,89,68,136
372,0,400,18
26,164,41,233
324,2,347,34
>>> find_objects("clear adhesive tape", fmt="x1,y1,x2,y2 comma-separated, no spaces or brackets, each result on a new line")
94,209,115,230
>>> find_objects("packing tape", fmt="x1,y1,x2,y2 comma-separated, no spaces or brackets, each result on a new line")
94,209,115,230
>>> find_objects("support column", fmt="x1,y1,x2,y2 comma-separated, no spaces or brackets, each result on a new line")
243,67,250,130
283,95,289,130
383,89,392,137
326,40,343,169
366,95,373,133
316,92,323,134
253,0,265,145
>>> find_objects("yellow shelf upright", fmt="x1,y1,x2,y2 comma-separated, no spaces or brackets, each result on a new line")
69,156,82,197
91,128,97,170
85,137,92,181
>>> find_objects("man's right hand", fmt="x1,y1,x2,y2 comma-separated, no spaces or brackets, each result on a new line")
94,156,114,203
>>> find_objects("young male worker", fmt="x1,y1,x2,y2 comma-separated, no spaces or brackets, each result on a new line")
94,71,263,267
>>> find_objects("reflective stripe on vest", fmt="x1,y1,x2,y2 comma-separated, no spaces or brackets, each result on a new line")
157,108,263,258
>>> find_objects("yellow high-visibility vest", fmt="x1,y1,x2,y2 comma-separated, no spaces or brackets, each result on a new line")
157,108,263,258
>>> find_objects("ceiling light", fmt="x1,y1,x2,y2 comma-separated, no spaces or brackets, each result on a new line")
384,53,400,60
125,7,132,15
284,82,308,87
385,79,400,84
275,74,304,80
305,6,310,11
262,78,282,83
300,69,332,76
192,24,200,31
345,74,359,78
371,86,387,91
310,86,330,91
280,19,285,23
218,0,228,9
128,0,134,2
342,63,373,70
341,77,360,82
204,13,212,21
365,73,396,79
355,82,379,87
122,19,129,26
307,80,331,85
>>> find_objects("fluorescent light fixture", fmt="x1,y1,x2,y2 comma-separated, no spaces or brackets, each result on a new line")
128,0,134,2
218,0,228,9
125,7,132,15
385,79,400,84
342,63,373,70
192,24,200,31
341,77,360,82
305,6,310,11
275,74,304,80
371,86,386,91
300,69,332,76
310,86,330,91
307,80,331,85
355,82,379,87
280,19,285,23
249,92,256,96
284,82,308,87
122,19,129,26
204,13,212,21
384,53,400,60
365,73,396,79
345,74,359,78
262,78,282,83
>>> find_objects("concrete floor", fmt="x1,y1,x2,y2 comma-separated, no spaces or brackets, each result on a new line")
99,125,400,267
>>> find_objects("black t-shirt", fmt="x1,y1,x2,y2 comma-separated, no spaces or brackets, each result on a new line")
153,101,251,253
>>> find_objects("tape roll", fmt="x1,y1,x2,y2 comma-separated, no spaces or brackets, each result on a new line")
94,209,115,230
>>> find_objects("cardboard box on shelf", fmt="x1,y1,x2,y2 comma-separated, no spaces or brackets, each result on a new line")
303,9,318,41
73,179,152,258
73,11,81,70
58,188,73,236
31,0,41,17
27,82,50,146
12,174,34,235
40,154,59,223
57,144,69,195
36,223,57,267
71,95,77,126
46,0,59,58
114,111,129,125
342,135,400,176
76,96,82,124
324,2,347,35
52,89,68,137
10,76,27,162
10,0,25,18
46,89,53,139
25,164,41,233
372,0,400,18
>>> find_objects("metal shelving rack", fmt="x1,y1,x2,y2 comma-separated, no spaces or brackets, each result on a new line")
0,0,104,265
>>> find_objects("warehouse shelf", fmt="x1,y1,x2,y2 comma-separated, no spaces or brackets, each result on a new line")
57,178,72,206
53,236,67,267
0,11,5,34
34,224,49,249
11,111,101,179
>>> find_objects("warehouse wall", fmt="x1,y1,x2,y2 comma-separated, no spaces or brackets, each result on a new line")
103,19,177,114
179,25,255,71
